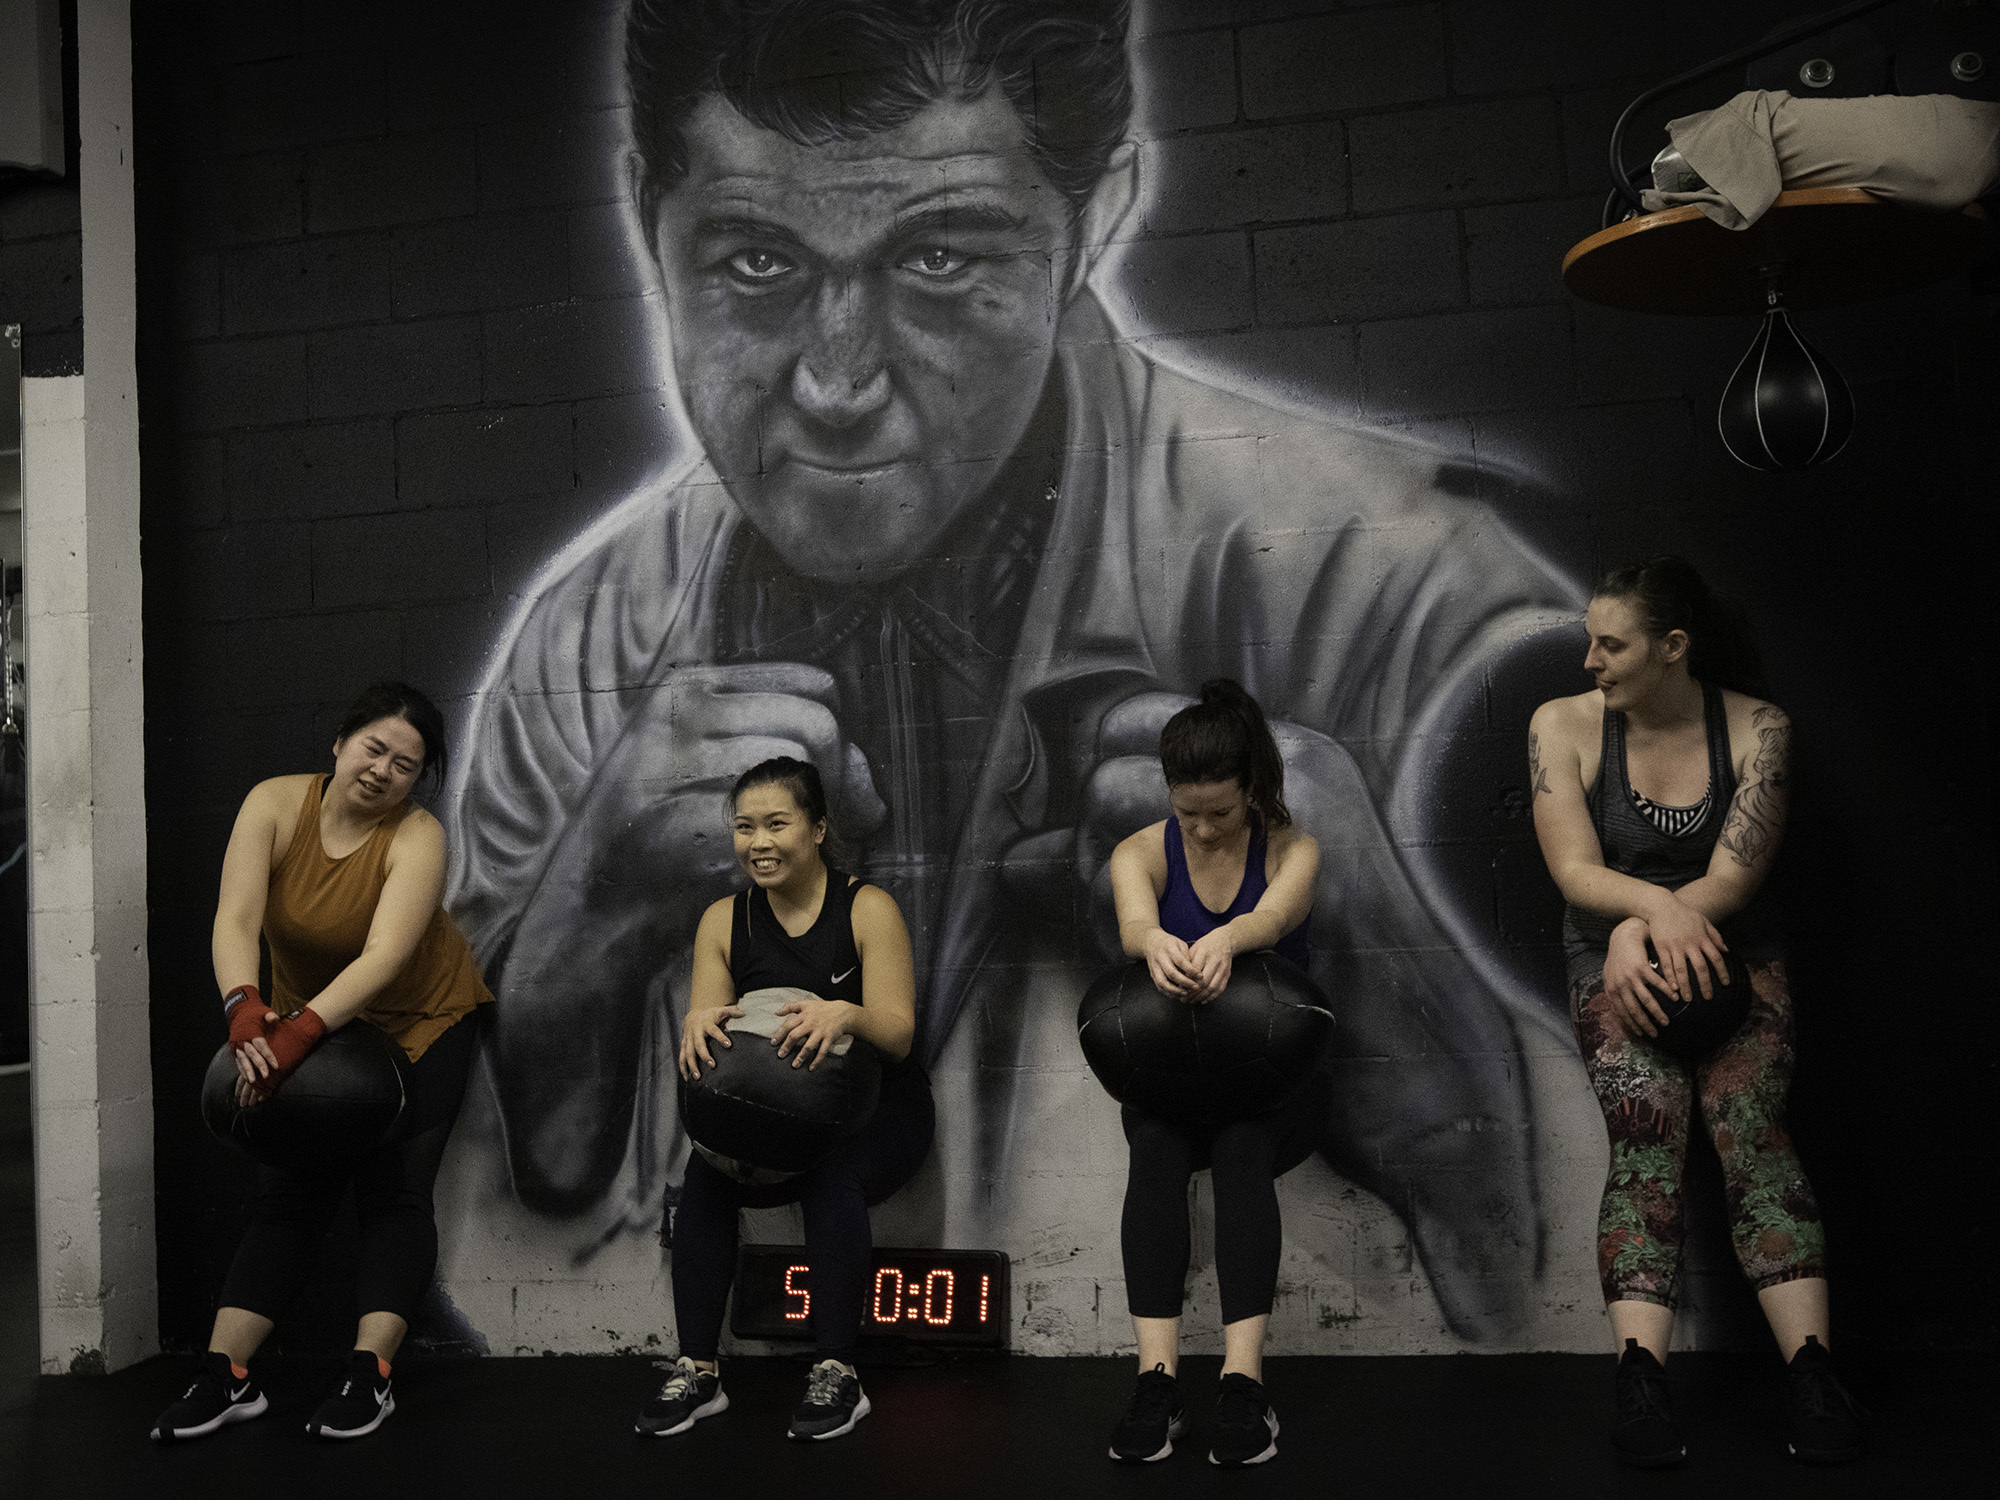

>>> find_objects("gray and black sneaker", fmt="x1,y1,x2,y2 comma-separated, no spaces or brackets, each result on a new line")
1108,1363,1184,1462
1787,1336,1864,1464
1611,1339,1685,1467
788,1358,871,1441
636,1356,729,1437
305,1348,395,1440
1208,1372,1279,1466
149,1350,268,1441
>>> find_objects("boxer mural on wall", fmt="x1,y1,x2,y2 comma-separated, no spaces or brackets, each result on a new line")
446,0,1583,1345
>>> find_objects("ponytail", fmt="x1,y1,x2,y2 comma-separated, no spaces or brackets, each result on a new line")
1592,556,1769,698
1157,678,1292,828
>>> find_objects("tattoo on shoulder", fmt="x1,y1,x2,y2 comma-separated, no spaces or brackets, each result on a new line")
1528,730,1553,796
1717,707,1790,869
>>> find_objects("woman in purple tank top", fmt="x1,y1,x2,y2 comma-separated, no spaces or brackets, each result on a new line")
1100,680,1319,1467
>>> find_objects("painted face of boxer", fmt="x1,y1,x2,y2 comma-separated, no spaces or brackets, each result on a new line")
643,89,1121,586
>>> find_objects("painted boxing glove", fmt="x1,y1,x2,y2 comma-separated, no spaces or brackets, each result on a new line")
249,1008,327,1099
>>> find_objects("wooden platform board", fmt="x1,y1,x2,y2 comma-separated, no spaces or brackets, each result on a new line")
1562,189,1990,315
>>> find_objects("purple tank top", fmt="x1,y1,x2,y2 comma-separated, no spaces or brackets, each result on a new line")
1159,816,1312,971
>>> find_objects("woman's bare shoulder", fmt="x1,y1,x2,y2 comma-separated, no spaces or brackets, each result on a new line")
1267,823,1317,859
1718,689,1789,774
1112,820,1170,865
1718,687,1787,727
852,880,901,915
389,801,446,850
1530,690,1603,749
243,773,315,820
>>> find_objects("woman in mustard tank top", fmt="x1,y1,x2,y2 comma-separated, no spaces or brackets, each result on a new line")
150,682,492,1445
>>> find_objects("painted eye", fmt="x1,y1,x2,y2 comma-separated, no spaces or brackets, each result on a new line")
902,245,968,278
726,248,795,282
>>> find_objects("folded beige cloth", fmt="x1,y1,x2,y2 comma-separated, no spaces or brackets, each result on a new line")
1640,89,2000,228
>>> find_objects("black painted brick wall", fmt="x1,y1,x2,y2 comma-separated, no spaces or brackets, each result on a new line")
133,0,2000,1352
0,0,82,377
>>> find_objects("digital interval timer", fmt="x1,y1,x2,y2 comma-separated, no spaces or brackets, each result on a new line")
730,1246,1010,1346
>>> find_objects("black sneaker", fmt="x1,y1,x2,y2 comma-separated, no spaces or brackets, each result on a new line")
1787,1336,1864,1464
1108,1363,1184,1463
1611,1339,1685,1468
788,1359,870,1441
1208,1372,1279,1466
635,1356,729,1437
149,1350,268,1441
305,1348,395,1439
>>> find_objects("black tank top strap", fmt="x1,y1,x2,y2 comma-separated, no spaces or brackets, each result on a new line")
1702,681,1737,806
1244,815,1268,890
1597,695,1629,811
829,873,864,989
731,887,752,975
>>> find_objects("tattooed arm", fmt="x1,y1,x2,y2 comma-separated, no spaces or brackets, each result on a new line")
1674,698,1791,922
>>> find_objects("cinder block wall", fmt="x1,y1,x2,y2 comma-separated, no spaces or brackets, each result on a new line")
128,0,2000,1356
0,0,81,379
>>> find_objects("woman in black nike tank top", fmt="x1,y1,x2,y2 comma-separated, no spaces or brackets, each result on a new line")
1530,558,1857,1468
638,757,933,1445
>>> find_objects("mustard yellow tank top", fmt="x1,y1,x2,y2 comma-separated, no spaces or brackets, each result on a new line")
265,775,492,1062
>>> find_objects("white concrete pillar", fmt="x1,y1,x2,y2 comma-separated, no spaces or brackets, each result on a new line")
24,0,155,1376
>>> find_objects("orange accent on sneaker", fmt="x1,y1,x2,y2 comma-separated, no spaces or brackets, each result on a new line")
376,1356,392,1380
230,1362,249,1381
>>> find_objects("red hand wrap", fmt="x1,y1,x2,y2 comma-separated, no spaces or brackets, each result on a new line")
249,1008,327,1099
224,985,269,1052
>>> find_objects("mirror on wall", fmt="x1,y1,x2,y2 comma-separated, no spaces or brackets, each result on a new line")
1,324,23,1071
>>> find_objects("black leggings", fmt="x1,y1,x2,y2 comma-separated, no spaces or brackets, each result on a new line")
1121,1073,1327,1325
672,1085,934,1362
219,1012,480,1326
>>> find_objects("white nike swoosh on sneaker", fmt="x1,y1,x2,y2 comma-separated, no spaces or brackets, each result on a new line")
830,968,856,984
228,1383,252,1402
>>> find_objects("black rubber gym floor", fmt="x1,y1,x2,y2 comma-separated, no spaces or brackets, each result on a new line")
2,1076,1988,1496
5,1345,1989,1499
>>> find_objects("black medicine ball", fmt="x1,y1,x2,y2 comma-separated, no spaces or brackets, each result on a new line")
201,1020,410,1173
1647,947,1754,1060
679,988,883,1183
1076,951,1335,1126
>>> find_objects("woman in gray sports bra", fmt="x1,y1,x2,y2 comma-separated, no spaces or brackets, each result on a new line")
1529,557,1859,1469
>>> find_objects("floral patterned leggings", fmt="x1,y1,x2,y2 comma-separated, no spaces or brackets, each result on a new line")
1571,958,1826,1308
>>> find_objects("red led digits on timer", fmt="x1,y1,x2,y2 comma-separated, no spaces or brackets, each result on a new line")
865,1266,992,1325
783,1264,810,1321
923,1270,953,1325
872,1268,904,1323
